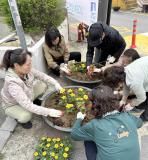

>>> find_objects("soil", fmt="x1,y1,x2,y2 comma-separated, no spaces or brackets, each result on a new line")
43,88,94,128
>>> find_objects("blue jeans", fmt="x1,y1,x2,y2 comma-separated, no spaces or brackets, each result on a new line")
84,141,97,160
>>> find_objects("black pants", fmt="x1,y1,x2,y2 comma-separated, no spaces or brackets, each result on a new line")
136,92,148,121
84,141,97,160
51,51,81,76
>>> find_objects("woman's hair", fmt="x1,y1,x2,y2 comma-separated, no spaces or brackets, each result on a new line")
89,85,119,118
45,27,61,48
123,48,140,62
103,66,125,89
1,48,32,70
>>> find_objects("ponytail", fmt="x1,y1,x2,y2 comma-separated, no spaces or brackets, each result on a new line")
1,50,13,70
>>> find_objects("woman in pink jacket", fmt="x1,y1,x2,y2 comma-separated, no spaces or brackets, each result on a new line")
1,48,63,129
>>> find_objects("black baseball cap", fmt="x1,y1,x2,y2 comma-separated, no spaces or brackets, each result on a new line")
88,23,104,47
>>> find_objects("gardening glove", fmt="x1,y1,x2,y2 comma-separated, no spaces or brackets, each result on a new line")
55,82,62,91
107,56,116,64
48,109,63,117
77,112,86,120
119,100,126,107
60,63,71,75
124,103,134,111
94,68,102,73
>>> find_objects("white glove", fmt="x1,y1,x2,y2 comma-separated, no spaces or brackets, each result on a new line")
113,91,119,95
107,56,116,64
119,100,126,107
94,68,101,73
125,103,134,111
55,83,62,91
77,112,86,120
48,109,63,117
60,63,71,75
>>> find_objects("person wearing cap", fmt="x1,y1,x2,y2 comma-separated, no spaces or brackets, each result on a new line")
86,22,126,72
43,27,81,76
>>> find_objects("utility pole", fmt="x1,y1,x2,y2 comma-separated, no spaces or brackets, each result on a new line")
97,0,112,25
8,0,27,49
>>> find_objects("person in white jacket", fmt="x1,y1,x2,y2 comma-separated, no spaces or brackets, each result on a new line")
1,48,63,129
103,56,148,121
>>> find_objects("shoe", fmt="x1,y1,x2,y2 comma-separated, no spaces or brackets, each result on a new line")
21,121,32,129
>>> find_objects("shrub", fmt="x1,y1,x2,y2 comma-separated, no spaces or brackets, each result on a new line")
0,0,66,34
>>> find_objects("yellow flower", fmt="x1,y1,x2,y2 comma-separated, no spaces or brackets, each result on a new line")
52,138,56,142
64,147,69,152
70,93,75,97
46,143,51,148
60,88,65,94
54,144,59,148
42,151,47,156
61,96,67,100
41,137,46,141
50,152,55,157
83,95,88,100
63,152,68,158
60,143,64,147
65,104,74,109
78,88,83,92
76,97,83,101
81,63,86,68
34,152,38,157
47,138,51,142
55,155,58,159
56,138,61,141
67,89,73,93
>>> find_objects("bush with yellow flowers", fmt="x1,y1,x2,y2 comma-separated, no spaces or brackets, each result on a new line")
68,62,87,73
59,87,91,113
34,137,72,160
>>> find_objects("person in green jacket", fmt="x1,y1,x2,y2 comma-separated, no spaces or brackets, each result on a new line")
71,85,143,160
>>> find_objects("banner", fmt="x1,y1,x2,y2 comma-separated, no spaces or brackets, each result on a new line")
66,0,98,25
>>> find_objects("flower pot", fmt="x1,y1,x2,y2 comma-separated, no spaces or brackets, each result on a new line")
42,86,91,132
113,6,121,11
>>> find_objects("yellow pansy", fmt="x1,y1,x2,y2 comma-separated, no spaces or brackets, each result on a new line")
50,152,55,157
63,152,68,158
67,89,73,93
70,93,75,97
61,96,67,100
46,143,51,148
65,104,74,109
52,138,56,142
64,147,69,152
56,138,61,141
41,137,46,141
54,144,59,148
34,152,38,157
42,151,47,156
78,88,83,92
83,95,88,100
60,88,65,94
60,143,64,147
55,155,58,159
47,138,51,142
81,63,86,68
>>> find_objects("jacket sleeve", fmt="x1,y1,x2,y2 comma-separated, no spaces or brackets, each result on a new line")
31,68,61,89
71,119,94,141
130,83,146,107
112,34,126,60
8,82,50,116
86,45,94,66
128,113,143,128
43,45,58,69
122,83,130,102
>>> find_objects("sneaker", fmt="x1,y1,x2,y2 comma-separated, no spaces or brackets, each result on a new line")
21,121,32,129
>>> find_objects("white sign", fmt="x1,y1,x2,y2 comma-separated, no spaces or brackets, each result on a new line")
66,0,98,25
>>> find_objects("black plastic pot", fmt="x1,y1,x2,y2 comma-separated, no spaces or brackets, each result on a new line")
42,86,91,132
113,6,120,11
